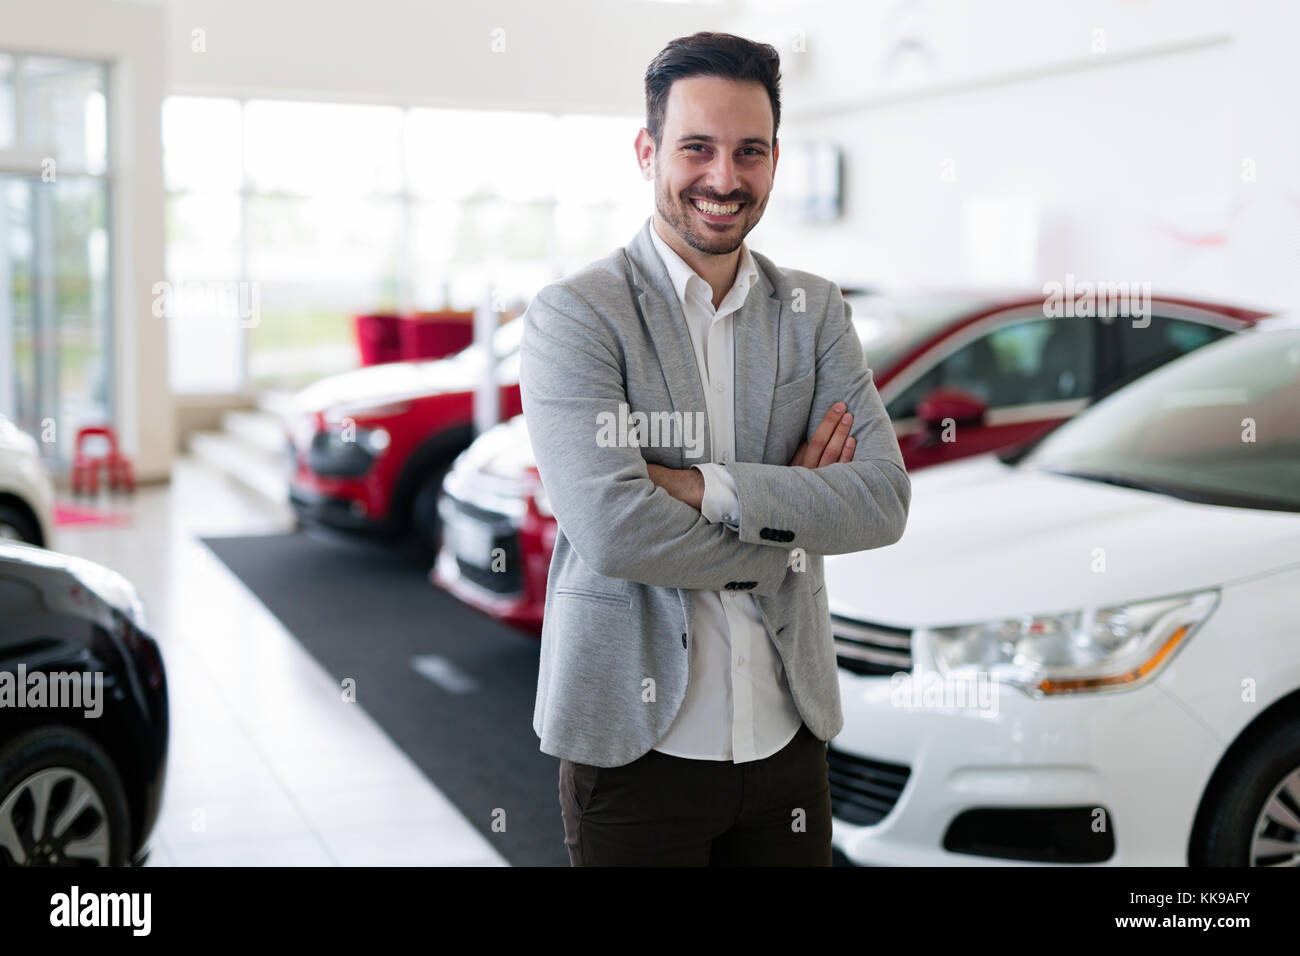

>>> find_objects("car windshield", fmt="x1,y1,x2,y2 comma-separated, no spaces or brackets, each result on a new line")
1023,325,1300,512
850,293,996,372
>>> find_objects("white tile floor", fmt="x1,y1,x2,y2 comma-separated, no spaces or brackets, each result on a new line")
52,457,508,866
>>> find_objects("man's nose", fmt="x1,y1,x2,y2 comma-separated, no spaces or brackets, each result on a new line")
702,153,743,199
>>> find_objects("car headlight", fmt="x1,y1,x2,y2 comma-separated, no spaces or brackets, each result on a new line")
930,589,1218,697
66,555,148,631
360,426,390,454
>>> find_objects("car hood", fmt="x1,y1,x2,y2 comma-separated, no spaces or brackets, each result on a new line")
825,454,1300,628
292,347,499,415
0,414,39,458
454,414,537,477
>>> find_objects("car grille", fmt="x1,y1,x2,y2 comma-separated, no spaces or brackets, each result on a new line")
445,496,523,596
832,614,913,676
826,746,911,826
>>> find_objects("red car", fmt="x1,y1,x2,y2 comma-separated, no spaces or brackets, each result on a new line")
286,316,525,551
433,291,1267,635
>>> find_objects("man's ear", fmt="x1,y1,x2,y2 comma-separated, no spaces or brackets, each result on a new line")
634,128,656,181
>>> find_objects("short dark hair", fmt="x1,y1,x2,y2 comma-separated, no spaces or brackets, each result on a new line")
644,32,782,149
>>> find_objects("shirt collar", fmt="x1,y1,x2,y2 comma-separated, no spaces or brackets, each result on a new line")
649,218,758,315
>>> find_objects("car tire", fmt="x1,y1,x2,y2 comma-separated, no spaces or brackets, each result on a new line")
0,727,132,866
1191,716,1300,866
0,504,39,545
409,464,451,559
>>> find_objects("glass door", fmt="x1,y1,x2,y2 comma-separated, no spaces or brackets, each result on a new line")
0,53,111,466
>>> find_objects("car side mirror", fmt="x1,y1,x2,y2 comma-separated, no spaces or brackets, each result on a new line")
917,386,987,430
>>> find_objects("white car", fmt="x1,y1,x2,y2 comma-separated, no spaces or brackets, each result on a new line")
824,315,1300,866
0,414,55,547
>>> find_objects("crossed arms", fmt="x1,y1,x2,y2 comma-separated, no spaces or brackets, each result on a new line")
518,282,911,598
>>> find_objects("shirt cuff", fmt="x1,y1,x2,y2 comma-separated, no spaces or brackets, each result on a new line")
692,462,741,528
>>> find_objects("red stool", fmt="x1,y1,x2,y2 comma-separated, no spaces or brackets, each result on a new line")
71,426,135,495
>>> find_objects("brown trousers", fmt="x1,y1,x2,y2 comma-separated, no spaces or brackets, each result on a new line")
558,722,833,866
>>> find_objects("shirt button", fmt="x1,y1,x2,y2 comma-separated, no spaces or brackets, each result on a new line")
714,381,724,392
722,513,733,522
736,656,746,665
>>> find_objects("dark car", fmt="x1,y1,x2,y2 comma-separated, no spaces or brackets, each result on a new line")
0,542,168,866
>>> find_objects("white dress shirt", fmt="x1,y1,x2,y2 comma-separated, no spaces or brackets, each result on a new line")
648,219,804,763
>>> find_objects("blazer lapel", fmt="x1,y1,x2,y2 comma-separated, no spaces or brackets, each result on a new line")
732,260,781,465
625,219,711,466
623,217,783,467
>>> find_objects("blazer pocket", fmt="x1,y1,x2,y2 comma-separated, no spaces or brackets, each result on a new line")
555,585,629,606
771,369,815,412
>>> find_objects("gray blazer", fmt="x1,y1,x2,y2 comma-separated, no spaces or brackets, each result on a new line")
520,216,910,767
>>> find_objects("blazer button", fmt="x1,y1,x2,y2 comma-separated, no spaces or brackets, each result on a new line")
681,632,688,649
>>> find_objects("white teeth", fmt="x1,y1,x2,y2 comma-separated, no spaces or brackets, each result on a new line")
692,198,740,216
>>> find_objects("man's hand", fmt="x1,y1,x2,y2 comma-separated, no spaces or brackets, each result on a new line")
646,401,853,509
646,463,705,510
789,402,855,468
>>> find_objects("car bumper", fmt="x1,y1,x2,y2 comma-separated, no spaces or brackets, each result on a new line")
430,475,547,634
829,660,1225,866
289,484,392,534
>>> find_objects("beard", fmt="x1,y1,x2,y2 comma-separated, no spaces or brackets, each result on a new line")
654,172,766,256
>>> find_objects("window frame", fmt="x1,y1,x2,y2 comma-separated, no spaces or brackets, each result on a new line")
0,51,114,463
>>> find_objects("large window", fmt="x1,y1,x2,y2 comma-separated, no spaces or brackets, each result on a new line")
163,98,647,393
0,53,111,464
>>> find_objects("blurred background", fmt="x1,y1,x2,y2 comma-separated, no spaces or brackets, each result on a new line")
0,0,1297,869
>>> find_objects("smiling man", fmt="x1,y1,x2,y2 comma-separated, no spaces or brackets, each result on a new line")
520,32,910,866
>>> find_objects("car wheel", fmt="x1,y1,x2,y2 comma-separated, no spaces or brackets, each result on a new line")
1192,716,1300,866
0,728,131,866
0,504,39,545
409,464,451,557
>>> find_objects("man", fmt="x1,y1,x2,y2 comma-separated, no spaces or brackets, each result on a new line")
519,32,910,866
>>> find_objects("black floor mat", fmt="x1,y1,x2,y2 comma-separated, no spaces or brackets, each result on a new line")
202,529,566,866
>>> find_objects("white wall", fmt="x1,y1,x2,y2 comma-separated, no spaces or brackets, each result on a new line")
163,0,717,112
3,0,173,481
734,0,1300,312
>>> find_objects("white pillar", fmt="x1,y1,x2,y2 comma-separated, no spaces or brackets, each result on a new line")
473,285,499,436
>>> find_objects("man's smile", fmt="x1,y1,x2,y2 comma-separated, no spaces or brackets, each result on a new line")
689,196,746,222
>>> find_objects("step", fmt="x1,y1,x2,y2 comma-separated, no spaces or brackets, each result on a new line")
188,429,290,511
257,390,299,419
221,408,289,459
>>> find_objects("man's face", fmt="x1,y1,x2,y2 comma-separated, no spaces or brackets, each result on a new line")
639,75,778,256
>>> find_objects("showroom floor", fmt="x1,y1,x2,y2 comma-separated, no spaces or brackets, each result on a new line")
53,458,507,866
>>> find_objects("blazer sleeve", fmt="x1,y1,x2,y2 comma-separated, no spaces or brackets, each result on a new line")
519,282,793,596
724,286,912,555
